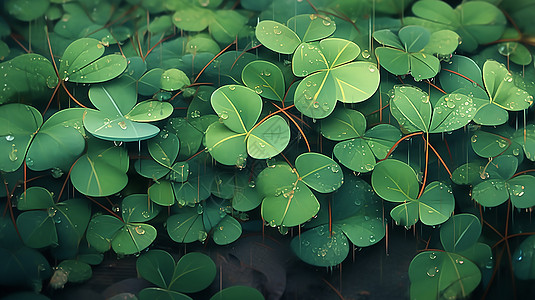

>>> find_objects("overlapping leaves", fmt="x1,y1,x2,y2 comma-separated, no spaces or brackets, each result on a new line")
86,194,160,255
389,85,477,133
136,250,216,300
205,85,290,166
291,174,384,267
409,214,490,299
83,77,173,142
16,187,90,259
372,159,454,227
469,155,535,208
256,153,343,227
321,107,401,173
374,26,444,80
404,0,506,52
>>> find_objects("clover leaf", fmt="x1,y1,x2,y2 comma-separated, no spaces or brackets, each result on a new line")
372,159,454,227
291,174,384,267
205,85,290,166
256,152,343,227
389,85,477,133
83,77,174,142
16,187,90,258
86,194,160,255
321,107,401,173
409,214,489,299
471,155,535,208
374,26,441,80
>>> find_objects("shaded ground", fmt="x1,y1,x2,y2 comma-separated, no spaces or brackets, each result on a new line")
45,224,420,300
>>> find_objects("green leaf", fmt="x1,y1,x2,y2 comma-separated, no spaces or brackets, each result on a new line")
321,108,366,141
84,110,160,142
136,249,175,288
126,101,174,122
508,175,535,209
27,108,86,171
417,181,455,226
211,85,262,133
210,10,248,44
4,0,49,21
212,215,242,245
390,85,432,132
241,60,285,101
372,159,419,202
247,115,290,160
439,55,485,94
0,104,43,172
172,6,211,32
451,162,485,185
86,215,124,253
168,252,216,293
374,27,440,80
483,60,533,111
406,0,506,52
166,207,205,243
295,152,343,193
390,201,419,227
398,26,430,52
512,235,535,280
287,14,336,43
255,20,301,54
429,93,478,133
148,131,179,168
0,54,57,104
333,138,376,173
161,69,190,91
122,194,161,223
470,130,510,158
472,179,509,207
373,28,404,48
290,225,348,267
70,139,129,197
149,181,175,206
409,251,481,299
374,47,410,75
210,286,264,300
16,211,57,248
498,42,533,66
57,260,92,283
84,79,164,142
512,125,535,161
112,223,157,255
472,102,509,126
422,30,460,55
60,38,126,83
16,187,54,210
440,213,481,253
204,122,247,166
139,68,164,96
231,173,262,212
261,180,319,227
363,124,402,160
0,247,51,290
293,38,379,119
53,199,92,259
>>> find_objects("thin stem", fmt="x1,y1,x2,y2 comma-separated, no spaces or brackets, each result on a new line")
379,132,423,161
418,133,429,198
